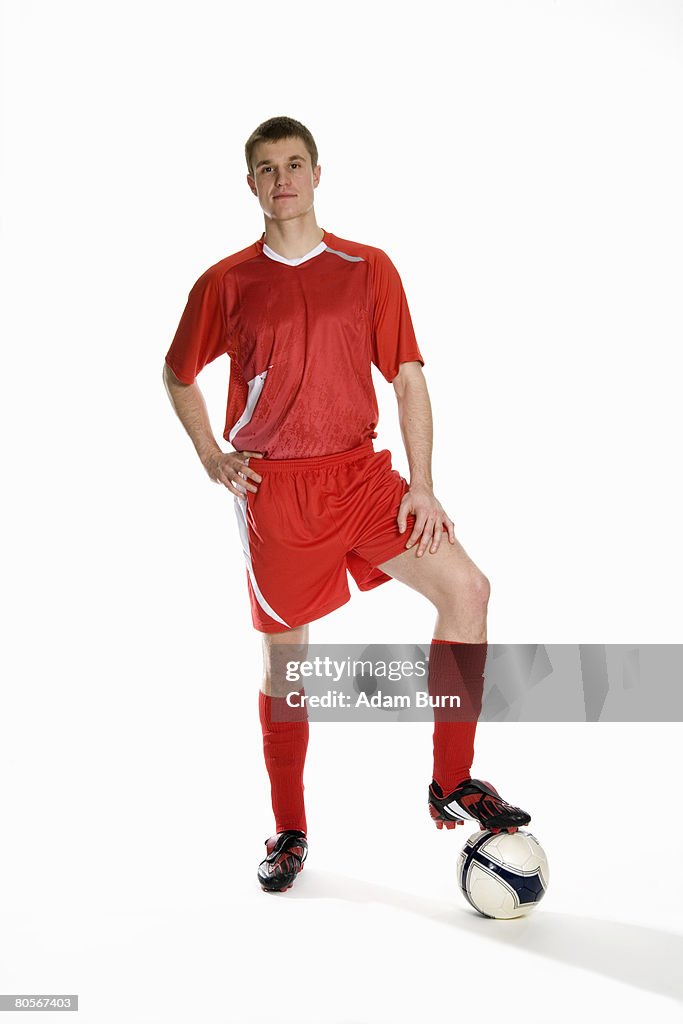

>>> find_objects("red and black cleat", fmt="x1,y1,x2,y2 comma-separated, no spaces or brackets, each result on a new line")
257,830,308,892
428,778,531,835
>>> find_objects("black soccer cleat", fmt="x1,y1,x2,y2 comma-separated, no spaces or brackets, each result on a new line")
428,777,531,835
257,829,308,892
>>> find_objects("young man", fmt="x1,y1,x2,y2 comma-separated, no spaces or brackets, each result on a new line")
163,115,531,893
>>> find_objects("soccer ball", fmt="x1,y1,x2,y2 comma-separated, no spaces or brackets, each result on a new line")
457,829,549,919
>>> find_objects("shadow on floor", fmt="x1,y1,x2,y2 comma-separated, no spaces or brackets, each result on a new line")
287,870,682,1005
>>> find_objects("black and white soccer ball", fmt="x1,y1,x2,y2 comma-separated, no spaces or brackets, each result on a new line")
457,829,549,919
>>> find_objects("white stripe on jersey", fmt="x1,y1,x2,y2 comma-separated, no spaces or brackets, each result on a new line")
229,367,271,445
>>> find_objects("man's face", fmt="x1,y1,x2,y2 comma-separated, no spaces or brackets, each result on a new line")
247,136,320,223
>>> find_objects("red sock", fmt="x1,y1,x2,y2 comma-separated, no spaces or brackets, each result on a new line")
258,688,309,834
429,639,487,794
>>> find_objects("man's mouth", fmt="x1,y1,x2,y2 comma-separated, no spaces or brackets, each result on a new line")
273,194,296,200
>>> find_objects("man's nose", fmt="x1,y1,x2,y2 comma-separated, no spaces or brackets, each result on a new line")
275,168,291,187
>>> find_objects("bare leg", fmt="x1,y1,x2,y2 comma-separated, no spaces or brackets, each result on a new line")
260,622,310,696
377,531,490,637
378,534,490,799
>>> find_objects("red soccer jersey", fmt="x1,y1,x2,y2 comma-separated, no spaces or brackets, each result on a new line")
165,228,424,459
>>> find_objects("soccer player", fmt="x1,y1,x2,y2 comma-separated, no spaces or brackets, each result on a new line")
163,115,531,893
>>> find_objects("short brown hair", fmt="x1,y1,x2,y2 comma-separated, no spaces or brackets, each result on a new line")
245,115,318,177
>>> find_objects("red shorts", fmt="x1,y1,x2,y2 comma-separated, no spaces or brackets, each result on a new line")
233,439,420,633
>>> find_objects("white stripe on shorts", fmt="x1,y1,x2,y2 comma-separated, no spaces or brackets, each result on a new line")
233,494,291,628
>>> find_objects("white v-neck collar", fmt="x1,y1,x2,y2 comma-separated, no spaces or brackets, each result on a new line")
262,238,327,266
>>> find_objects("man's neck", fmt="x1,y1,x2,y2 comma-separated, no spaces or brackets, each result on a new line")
262,214,324,260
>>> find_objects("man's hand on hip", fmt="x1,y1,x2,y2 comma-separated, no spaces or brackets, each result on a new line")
203,450,264,497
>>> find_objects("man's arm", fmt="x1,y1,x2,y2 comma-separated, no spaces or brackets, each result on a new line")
392,361,455,555
162,363,263,496
392,361,434,487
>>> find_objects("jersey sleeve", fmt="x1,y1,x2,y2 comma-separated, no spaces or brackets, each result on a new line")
369,249,425,383
165,267,230,384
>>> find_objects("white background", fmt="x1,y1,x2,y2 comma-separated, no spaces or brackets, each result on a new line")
1,1,682,1022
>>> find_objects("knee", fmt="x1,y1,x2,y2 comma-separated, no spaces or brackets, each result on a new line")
440,568,490,609
262,675,294,700
262,629,310,700
478,572,492,604
467,569,490,609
